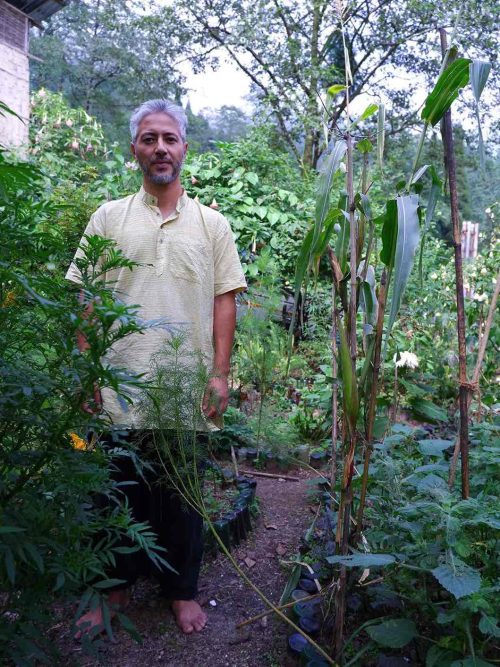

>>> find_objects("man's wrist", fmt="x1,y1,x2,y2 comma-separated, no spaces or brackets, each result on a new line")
211,370,229,379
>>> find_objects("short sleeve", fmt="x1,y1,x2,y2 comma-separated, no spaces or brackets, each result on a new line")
65,208,106,285
213,218,247,296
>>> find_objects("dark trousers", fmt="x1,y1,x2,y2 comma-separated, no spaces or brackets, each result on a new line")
103,430,205,600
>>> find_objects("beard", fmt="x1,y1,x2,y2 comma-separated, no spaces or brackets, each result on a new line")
137,155,184,185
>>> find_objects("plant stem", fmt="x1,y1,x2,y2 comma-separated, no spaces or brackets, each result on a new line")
331,283,338,497
439,28,469,500
356,269,388,531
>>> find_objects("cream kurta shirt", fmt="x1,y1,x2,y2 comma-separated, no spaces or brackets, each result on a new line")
66,187,247,428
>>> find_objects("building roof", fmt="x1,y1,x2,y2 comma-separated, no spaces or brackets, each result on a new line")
5,0,66,23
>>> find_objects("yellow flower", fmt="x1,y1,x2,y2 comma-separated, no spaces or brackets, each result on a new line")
1,290,16,308
69,432,87,450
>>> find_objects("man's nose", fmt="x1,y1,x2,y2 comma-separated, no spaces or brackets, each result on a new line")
155,138,169,154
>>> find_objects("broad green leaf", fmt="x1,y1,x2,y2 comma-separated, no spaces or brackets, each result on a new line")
326,553,396,567
245,171,259,186
418,439,454,456
116,612,143,644
366,618,417,648
410,398,448,423
377,103,385,171
328,84,346,96
419,165,442,284
414,474,448,493
432,561,481,599
380,199,398,267
311,208,342,276
386,195,420,337
470,60,491,102
479,614,500,638
338,319,358,426
426,645,459,667
450,658,495,667
356,138,373,154
421,58,471,126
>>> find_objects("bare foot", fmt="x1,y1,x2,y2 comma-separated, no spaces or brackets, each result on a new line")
74,589,130,640
171,599,207,634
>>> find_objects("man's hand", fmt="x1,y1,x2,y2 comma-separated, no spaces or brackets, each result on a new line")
81,382,102,415
202,375,229,420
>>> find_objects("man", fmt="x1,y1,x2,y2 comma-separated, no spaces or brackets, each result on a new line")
66,99,247,636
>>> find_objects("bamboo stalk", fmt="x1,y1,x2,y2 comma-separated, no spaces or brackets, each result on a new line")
439,28,469,499
331,277,339,498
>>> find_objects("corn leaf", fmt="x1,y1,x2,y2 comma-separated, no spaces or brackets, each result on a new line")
470,60,491,169
470,60,491,102
419,166,442,285
421,58,471,126
380,199,398,267
315,139,347,242
377,103,385,172
386,195,420,338
338,319,359,425
358,263,378,326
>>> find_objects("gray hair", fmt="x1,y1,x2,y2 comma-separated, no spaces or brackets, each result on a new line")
130,99,188,143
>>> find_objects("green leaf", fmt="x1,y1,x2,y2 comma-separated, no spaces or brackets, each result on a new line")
326,553,396,567
386,195,420,337
279,562,301,605
315,139,347,235
366,618,417,648
421,58,471,126
352,103,378,129
377,104,385,172
245,171,259,186
116,612,143,643
356,138,373,154
0,526,25,534
327,84,346,96
411,164,429,184
380,199,398,267
410,398,448,423
338,319,358,427
479,614,500,638
359,264,378,326
419,166,442,284
418,439,454,456
426,645,459,667
415,474,448,493
431,561,481,599
94,578,127,589
450,658,495,667
4,549,15,584
470,60,491,102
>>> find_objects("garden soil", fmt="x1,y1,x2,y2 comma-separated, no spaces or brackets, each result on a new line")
57,469,318,667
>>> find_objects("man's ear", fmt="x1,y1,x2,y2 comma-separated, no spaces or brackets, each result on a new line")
184,142,188,157
130,142,136,158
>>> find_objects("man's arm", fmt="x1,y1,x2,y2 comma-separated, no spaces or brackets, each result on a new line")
202,291,237,420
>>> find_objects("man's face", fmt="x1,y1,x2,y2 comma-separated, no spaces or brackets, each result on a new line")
131,112,187,186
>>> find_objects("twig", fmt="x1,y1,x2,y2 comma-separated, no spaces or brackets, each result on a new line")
238,469,300,482
236,590,326,629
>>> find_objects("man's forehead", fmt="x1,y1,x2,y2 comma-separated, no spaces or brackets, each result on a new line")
137,112,181,136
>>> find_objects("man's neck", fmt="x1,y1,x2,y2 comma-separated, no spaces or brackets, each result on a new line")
143,179,184,219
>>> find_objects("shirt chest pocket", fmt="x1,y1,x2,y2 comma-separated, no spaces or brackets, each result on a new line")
167,239,210,284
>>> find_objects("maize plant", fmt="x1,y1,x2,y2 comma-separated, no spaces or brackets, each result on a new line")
290,9,491,656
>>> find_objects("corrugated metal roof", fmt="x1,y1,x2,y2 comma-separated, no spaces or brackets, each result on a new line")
5,0,67,23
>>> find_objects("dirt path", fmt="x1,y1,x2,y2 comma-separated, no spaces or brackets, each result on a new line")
62,469,315,667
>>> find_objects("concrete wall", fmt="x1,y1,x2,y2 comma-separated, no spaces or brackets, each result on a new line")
0,41,30,149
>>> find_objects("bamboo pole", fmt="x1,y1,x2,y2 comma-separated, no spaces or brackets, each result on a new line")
439,28,470,499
